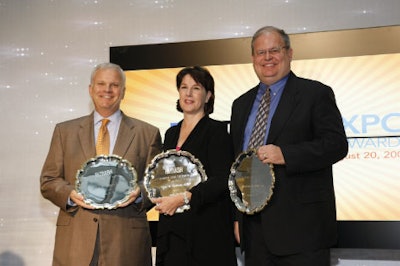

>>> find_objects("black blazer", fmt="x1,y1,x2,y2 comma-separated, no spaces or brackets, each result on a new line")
156,116,237,266
230,71,348,255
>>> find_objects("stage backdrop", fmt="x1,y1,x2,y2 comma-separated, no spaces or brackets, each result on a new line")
112,26,400,229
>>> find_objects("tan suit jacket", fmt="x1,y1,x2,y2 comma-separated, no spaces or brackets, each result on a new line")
40,112,162,266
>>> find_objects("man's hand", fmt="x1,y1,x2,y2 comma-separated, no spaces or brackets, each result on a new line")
70,190,95,209
257,144,285,165
118,186,141,208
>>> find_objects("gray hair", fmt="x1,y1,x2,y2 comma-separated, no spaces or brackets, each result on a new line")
251,26,291,55
90,62,126,86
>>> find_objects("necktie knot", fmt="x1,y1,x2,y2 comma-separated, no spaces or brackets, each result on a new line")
101,118,110,128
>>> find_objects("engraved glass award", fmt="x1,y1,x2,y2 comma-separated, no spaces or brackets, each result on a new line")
144,149,207,213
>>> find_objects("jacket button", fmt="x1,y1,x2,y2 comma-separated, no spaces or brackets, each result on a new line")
93,218,98,222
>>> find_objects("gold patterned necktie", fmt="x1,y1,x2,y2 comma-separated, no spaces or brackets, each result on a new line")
248,87,271,149
96,119,110,155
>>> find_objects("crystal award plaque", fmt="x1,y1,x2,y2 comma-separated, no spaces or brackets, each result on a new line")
76,155,137,209
228,149,275,214
144,149,207,213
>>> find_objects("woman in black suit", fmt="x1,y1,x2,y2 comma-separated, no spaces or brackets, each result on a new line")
152,66,237,266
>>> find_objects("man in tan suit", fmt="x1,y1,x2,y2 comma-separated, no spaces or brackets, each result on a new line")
40,63,162,266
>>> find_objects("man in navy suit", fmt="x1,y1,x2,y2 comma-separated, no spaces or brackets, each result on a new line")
230,26,348,265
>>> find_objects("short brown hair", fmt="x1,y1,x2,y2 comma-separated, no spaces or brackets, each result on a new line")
176,66,215,114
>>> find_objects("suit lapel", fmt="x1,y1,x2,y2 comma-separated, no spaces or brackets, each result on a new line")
78,113,96,159
236,86,258,147
268,72,300,143
113,113,136,158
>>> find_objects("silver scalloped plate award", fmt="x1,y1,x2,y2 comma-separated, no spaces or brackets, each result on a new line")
144,149,207,213
76,155,137,209
228,149,275,214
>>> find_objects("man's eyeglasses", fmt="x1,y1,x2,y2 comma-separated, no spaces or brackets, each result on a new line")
255,46,288,57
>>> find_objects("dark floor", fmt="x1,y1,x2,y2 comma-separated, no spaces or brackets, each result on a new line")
151,248,400,265
235,248,400,266
331,248,400,265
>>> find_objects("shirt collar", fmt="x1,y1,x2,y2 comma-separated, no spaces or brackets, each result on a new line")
259,74,289,95
94,110,122,125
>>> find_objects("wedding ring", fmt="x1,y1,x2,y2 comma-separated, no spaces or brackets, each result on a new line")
263,153,267,159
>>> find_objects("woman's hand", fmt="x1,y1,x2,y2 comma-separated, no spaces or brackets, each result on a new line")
152,192,191,216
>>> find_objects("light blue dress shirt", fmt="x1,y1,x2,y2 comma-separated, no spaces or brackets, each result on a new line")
243,75,289,151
